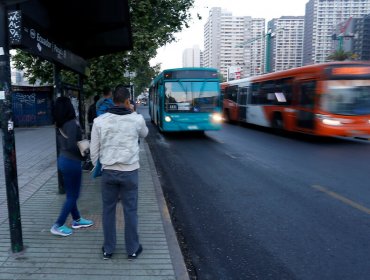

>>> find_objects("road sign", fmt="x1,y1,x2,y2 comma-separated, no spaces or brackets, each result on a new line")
8,10,88,75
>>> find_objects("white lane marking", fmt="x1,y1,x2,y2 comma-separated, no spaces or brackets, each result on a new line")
312,185,370,215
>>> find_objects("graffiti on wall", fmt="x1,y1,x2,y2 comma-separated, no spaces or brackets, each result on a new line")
12,91,52,126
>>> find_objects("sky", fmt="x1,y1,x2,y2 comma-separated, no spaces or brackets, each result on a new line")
150,0,309,70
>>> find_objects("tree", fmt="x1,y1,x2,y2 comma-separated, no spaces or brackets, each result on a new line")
327,49,354,61
11,0,196,97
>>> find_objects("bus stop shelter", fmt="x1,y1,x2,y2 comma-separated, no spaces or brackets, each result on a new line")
0,0,133,253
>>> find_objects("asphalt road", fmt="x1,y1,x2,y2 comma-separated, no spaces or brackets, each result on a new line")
138,105,370,280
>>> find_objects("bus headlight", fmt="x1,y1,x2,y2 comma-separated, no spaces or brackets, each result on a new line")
316,114,342,126
164,116,172,122
211,113,223,122
322,119,342,126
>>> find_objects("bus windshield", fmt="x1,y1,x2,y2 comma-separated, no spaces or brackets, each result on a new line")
321,80,370,116
164,81,219,112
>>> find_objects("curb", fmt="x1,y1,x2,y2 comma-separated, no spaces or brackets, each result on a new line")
143,140,190,280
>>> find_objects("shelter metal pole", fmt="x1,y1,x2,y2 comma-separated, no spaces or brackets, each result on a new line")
53,64,65,194
78,74,85,137
0,3,24,253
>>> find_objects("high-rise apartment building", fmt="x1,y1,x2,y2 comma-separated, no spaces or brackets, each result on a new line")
182,45,201,67
243,17,265,77
332,14,370,61
203,7,265,79
267,16,305,72
348,14,370,60
361,14,370,60
303,0,370,65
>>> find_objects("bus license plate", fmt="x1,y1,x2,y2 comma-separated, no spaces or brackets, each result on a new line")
188,125,198,130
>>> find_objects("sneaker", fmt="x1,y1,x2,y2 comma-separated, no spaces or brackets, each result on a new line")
102,247,112,260
50,224,73,237
71,217,94,229
128,245,143,260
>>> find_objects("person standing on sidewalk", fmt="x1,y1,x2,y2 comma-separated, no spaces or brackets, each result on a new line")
90,85,148,260
51,96,94,237
96,86,114,116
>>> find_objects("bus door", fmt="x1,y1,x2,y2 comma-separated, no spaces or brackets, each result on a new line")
157,83,164,127
224,85,238,122
238,86,248,122
149,87,154,120
295,80,316,130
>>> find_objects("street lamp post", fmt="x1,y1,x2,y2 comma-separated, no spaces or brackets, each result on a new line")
236,28,285,75
265,27,285,73
265,29,272,73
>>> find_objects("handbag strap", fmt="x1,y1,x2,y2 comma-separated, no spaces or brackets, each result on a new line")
59,128,68,139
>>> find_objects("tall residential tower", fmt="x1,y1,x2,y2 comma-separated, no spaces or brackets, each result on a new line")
303,0,370,65
203,8,265,79
182,45,201,67
267,16,305,72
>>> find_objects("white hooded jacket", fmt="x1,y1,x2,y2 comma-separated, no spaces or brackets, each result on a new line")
90,109,148,171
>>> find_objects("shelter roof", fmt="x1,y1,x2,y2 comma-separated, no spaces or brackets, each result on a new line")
4,0,133,59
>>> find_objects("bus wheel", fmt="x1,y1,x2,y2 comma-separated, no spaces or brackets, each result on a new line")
195,130,205,137
272,113,284,134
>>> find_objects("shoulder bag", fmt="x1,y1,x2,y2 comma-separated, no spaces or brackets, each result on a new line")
59,128,90,157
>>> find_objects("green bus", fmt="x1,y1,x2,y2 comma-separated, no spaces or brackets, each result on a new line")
149,67,223,132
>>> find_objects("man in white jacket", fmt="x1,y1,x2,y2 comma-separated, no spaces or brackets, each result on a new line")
90,85,148,260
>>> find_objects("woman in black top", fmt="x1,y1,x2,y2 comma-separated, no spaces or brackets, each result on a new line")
51,96,93,236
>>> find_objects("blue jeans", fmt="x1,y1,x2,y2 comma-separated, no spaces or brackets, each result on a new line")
55,156,82,227
101,169,139,255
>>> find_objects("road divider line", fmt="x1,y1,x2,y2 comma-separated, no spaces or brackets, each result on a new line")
225,152,237,159
312,185,370,215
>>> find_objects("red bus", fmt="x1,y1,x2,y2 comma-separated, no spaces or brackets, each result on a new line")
221,62,370,138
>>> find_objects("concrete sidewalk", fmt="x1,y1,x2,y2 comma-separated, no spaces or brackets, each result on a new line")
0,127,189,280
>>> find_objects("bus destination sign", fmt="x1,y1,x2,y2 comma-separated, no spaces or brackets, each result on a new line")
332,67,370,76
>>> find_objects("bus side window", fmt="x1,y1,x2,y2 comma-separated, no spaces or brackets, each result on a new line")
226,85,238,102
299,81,316,109
261,81,275,104
251,83,260,104
221,88,226,100
282,79,293,105
155,83,159,107
231,86,238,102
149,87,153,101
151,85,155,105
275,78,293,105
238,86,248,105
224,88,230,100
